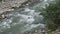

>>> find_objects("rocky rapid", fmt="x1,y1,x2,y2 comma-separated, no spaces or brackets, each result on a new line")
0,0,55,34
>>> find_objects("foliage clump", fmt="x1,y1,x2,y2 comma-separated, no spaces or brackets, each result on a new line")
41,0,60,31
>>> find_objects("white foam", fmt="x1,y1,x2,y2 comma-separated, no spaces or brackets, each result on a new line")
25,8,31,12
22,15,35,24
24,24,45,31
44,0,48,2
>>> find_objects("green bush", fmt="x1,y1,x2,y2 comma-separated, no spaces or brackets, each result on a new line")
41,0,60,31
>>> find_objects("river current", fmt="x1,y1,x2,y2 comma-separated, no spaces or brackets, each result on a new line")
0,0,55,34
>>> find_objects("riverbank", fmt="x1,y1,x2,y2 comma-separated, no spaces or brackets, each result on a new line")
0,0,28,14
0,0,42,14
0,0,29,20
0,0,42,19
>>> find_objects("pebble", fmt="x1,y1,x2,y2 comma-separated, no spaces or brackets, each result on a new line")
2,14,5,18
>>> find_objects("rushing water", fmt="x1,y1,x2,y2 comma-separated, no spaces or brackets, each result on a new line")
0,0,55,34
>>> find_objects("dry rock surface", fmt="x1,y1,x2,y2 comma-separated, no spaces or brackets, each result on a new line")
0,0,41,14
0,0,28,13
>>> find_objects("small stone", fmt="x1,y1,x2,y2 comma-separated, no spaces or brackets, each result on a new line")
16,6,19,7
2,14,5,18
26,4,29,5
7,9,14,11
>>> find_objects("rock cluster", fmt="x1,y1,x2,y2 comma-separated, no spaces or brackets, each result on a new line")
0,0,28,13
22,29,47,34
0,0,42,19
